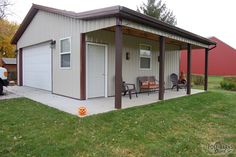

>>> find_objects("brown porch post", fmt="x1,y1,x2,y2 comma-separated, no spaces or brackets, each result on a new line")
204,48,209,91
80,33,86,100
159,36,165,100
19,48,23,86
115,17,123,109
187,43,192,95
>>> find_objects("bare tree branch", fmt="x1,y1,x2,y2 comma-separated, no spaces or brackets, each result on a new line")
0,0,13,19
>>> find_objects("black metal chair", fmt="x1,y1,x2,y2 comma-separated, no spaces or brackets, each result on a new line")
122,81,138,99
170,73,186,91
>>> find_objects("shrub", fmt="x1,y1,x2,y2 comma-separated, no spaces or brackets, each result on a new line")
192,74,204,85
220,78,236,91
223,76,236,83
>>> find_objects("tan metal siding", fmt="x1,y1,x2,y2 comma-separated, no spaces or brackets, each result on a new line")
17,11,81,98
86,31,116,96
164,46,180,88
81,17,116,33
122,19,209,48
87,30,180,96
16,9,183,99
17,11,116,99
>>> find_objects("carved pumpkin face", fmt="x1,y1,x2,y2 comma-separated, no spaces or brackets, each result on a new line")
78,107,87,116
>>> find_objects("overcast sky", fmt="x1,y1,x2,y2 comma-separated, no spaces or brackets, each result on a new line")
8,0,236,49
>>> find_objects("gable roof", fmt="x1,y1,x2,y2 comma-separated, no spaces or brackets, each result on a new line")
209,37,236,51
2,58,16,65
11,4,216,47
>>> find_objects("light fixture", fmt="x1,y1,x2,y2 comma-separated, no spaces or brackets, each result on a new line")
126,52,130,60
50,40,56,48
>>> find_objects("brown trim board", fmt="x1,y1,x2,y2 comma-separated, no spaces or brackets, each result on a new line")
80,33,86,100
19,48,23,86
204,48,209,91
115,17,123,109
159,36,165,100
187,44,192,95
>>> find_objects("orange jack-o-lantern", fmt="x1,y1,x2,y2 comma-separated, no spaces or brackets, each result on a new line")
78,107,87,116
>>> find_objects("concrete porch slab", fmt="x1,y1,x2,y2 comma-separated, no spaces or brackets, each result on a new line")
0,87,22,100
4,86,204,117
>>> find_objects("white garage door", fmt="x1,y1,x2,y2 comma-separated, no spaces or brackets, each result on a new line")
23,43,52,91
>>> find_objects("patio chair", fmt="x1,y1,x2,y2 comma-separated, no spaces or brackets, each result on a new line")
170,73,187,91
122,81,138,99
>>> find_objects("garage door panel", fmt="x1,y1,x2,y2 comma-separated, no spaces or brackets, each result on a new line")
23,43,52,91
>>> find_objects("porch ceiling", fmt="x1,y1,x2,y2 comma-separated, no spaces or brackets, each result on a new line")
104,26,203,50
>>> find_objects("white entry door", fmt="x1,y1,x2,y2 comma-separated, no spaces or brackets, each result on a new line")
23,42,52,91
87,43,107,98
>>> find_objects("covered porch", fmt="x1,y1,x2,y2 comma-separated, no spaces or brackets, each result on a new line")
5,86,204,116
80,16,216,109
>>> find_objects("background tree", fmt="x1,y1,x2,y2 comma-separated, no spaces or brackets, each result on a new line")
0,0,17,58
0,19,18,58
137,0,177,25
0,0,12,19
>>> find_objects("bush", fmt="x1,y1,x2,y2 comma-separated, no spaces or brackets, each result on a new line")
220,77,236,91
223,76,236,83
192,74,204,85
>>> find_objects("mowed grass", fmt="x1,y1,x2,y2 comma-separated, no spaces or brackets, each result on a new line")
1,91,236,157
193,76,224,91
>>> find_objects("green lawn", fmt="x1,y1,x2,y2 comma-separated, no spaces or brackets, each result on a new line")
1,91,236,157
193,76,224,91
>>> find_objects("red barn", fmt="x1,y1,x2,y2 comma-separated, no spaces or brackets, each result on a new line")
180,37,236,76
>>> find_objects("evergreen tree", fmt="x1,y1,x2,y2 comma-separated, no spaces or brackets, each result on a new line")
137,0,177,25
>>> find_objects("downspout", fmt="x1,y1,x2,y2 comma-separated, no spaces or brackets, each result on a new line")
204,44,216,91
